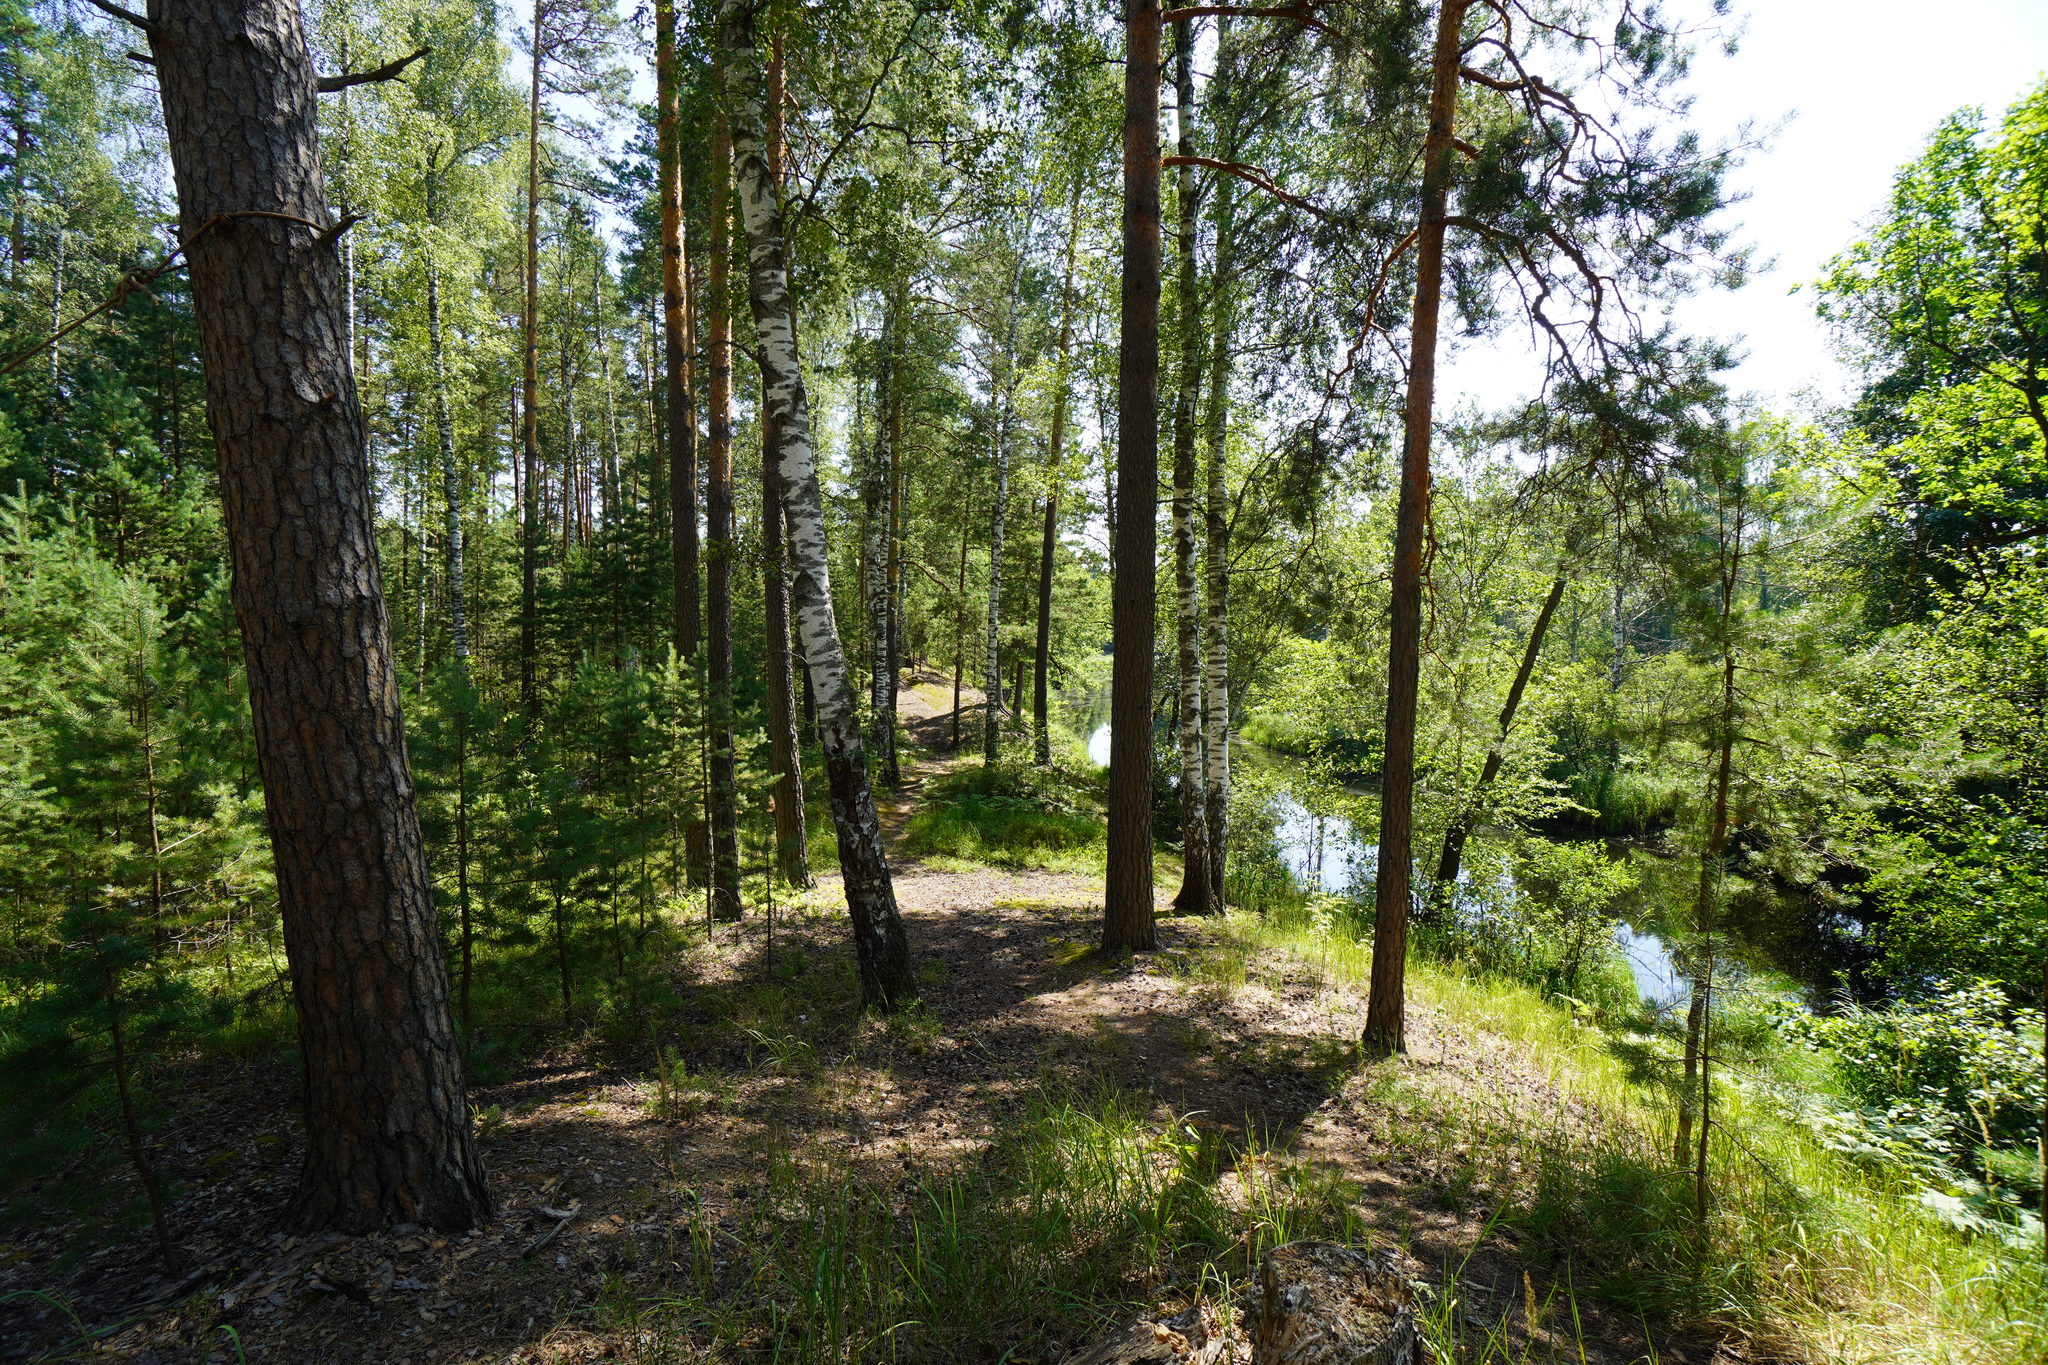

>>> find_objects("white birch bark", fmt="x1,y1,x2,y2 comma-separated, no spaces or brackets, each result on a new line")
1202,174,1236,907
983,239,1026,766
719,0,912,1007
1170,22,1212,913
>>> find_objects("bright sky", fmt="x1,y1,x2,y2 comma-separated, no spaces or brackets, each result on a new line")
1440,0,2048,418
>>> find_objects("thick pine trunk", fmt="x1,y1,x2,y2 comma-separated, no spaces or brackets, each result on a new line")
656,0,701,662
705,104,742,922
721,0,913,1008
1169,21,1213,915
1105,0,1163,952
1363,0,1469,1056
145,0,489,1232
1431,571,1565,899
760,34,810,887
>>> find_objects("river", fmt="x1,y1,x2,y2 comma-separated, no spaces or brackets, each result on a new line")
1082,720,1834,1011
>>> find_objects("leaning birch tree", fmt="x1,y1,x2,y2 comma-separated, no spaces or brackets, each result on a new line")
719,0,913,1008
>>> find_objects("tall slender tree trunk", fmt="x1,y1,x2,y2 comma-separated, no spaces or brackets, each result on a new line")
984,243,1025,767
864,302,898,782
428,253,467,666
721,0,913,1008
657,0,701,662
953,499,971,751
519,3,545,725
1432,570,1565,898
887,376,906,770
705,100,742,922
1105,0,1163,952
1201,166,1236,907
144,0,489,1232
1677,510,1743,1173
1363,0,1469,1056
1035,172,1085,766
1168,19,1213,914
760,29,810,887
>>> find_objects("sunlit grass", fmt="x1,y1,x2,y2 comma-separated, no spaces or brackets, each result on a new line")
1219,908,2048,1365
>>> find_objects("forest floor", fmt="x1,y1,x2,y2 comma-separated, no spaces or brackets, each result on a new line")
0,678,1739,1365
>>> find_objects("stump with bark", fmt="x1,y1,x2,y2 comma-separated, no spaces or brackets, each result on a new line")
1254,1241,1429,1365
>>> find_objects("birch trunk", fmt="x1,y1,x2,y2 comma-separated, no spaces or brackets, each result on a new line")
1036,172,1085,766
1364,0,1470,1056
760,31,810,887
720,0,913,1008
1105,0,1163,952
985,245,1026,767
864,303,898,781
1200,168,1235,908
1169,20,1213,914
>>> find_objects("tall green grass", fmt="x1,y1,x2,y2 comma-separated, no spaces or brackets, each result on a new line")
1220,908,2048,1364
610,1087,1364,1363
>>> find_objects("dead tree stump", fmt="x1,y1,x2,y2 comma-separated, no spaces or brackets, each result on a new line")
1253,1241,1429,1365
1061,1302,1227,1365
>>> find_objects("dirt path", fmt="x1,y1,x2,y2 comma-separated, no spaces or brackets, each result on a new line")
0,693,1722,1365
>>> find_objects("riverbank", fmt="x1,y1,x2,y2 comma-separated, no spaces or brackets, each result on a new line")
4,699,2041,1363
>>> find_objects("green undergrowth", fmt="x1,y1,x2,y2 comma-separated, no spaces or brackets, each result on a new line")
1216,905,2048,1364
605,1084,1368,1362
899,758,1106,871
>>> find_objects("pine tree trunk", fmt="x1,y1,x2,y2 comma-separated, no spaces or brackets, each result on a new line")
887,376,906,774
760,31,810,887
519,0,545,724
1105,0,1163,952
1432,571,1565,900
145,0,490,1233
705,101,742,922
656,0,701,662
953,499,971,752
1168,20,1213,915
1364,0,1469,1056
721,0,913,1008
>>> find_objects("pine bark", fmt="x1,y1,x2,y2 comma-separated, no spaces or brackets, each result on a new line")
1105,0,1163,953
144,0,490,1232
1169,21,1213,915
656,0,701,661
705,102,742,922
720,0,913,1008
1363,0,1469,1056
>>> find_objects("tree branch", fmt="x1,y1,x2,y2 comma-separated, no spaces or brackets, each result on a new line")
1160,155,1337,222
82,0,153,33
1159,4,1333,34
317,48,429,94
